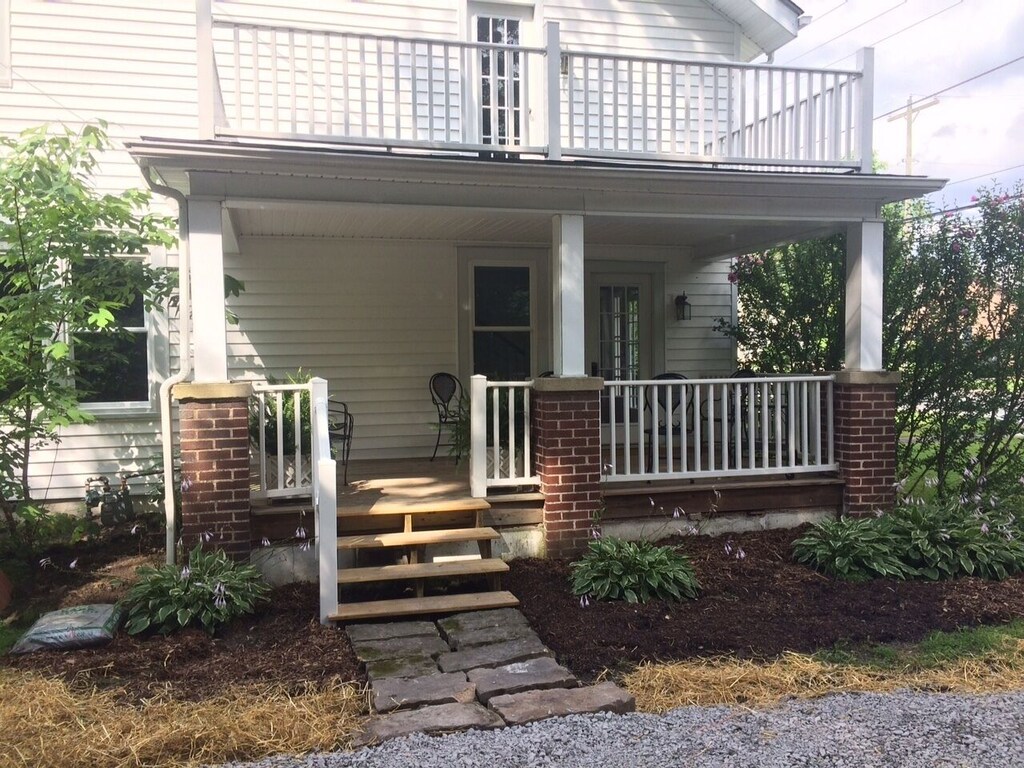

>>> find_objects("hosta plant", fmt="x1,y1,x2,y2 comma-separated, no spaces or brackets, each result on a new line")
791,516,910,582
569,536,701,603
122,546,270,635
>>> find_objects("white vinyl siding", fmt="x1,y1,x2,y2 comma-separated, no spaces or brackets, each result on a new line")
225,239,459,460
0,0,10,88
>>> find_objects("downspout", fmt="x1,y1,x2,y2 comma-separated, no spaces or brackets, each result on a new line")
142,166,192,565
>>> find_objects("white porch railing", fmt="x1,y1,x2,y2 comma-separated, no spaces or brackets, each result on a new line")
601,375,836,483
469,375,540,498
202,15,872,171
250,380,314,501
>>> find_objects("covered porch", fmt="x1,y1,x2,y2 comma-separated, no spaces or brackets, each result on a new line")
132,142,942,621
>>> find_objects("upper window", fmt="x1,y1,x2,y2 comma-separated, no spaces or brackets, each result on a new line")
476,15,522,146
73,260,151,404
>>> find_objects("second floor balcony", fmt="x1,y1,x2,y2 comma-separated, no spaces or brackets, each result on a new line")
201,19,874,173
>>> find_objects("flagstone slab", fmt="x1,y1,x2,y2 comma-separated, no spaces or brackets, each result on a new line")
352,634,449,663
345,621,439,643
487,682,636,726
372,671,476,713
437,608,530,637
354,702,505,746
443,621,540,651
437,636,552,673
365,655,441,682
468,656,578,703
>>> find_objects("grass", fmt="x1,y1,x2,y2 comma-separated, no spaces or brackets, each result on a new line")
624,621,1024,713
0,623,24,655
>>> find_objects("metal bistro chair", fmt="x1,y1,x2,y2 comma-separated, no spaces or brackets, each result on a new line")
644,373,692,471
327,401,354,485
429,372,465,461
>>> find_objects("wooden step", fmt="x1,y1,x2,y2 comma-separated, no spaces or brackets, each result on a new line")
338,496,490,517
338,558,509,584
337,526,500,550
329,590,520,622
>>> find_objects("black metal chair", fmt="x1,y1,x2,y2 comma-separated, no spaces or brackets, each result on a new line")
644,373,692,470
327,401,354,485
429,372,465,461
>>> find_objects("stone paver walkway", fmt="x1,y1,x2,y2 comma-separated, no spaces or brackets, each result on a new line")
347,607,635,745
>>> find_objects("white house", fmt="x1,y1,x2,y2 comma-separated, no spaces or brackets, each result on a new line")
1,0,943,621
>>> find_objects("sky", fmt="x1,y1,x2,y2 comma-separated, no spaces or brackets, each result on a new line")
771,0,1024,212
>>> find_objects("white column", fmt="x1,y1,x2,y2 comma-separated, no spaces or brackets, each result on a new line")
552,214,585,376
188,198,229,382
845,219,884,371
196,0,215,139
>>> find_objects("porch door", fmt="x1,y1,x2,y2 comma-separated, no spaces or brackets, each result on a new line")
470,4,532,147
587,274,653,423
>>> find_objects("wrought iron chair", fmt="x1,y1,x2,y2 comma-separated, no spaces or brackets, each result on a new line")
327,401,354,485
644,373,692,470
429,372,465,461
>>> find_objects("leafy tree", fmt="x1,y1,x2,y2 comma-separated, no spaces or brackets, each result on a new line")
0,123,174,550
716,185,1024,498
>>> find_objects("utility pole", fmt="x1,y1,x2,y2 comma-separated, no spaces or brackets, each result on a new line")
887,95,939,175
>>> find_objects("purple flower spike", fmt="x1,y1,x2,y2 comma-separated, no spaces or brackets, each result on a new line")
673,507,682,519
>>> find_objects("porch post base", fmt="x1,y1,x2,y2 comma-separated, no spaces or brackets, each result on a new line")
174,381,253,560
532,377,604,558
832,370,900,515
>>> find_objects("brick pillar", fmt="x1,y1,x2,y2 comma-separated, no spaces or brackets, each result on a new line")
174,382,253,560
532,377,604,558
832,370,899,514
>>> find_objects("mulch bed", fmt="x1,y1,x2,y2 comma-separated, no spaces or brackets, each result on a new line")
5,525,1024,699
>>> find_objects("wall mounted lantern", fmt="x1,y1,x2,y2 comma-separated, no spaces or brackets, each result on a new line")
675,293,692,321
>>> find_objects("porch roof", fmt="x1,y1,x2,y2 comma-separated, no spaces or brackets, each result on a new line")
130,138,944,259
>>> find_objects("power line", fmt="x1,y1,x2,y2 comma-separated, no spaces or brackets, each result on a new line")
782,0,907,64
904,192,1024,221
875,53,1024,120
822,0,963,68
946,162,1024,187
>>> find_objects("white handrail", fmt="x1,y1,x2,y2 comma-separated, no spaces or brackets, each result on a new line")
601,374,836,483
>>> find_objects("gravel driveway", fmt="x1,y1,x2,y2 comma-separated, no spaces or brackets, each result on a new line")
221,690,1024,768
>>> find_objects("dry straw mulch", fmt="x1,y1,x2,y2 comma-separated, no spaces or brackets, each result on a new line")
0,669,367,768
624,639,1024,713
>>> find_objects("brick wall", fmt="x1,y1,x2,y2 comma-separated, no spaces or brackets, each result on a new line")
833,372,899,514
532,379,604,558
176,383,253,560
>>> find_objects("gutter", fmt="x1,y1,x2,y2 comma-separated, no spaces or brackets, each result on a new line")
142,166,192,565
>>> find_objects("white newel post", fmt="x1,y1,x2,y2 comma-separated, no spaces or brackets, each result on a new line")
317,454,338,624
856,48,875,174
188,198,229,382
545,21,562,161
552,214,585,376
845,219,884,371
470,375,487,498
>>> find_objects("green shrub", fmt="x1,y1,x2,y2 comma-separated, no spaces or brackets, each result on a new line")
569,536,700,603
888,502,1024,580
791,516,910,582
121,546,270,635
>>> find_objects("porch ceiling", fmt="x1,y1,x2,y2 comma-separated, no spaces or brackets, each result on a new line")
131,138,945,260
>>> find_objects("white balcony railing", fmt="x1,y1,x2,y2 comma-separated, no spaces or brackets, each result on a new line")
201,15,873,171
469,376,540,498
601,375,836,483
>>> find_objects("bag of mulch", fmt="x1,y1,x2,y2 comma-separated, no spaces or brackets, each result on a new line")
9,604,124,655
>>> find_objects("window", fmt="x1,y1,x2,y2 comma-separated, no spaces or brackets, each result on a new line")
73,260,151,404
476,15,522,146
472,265,532,380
